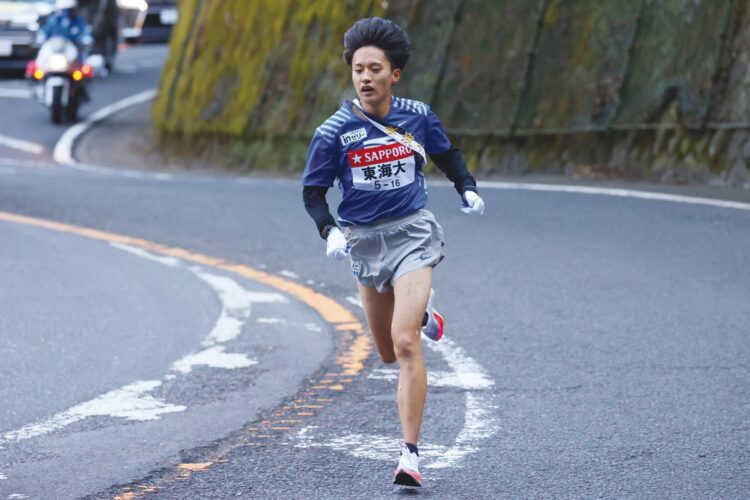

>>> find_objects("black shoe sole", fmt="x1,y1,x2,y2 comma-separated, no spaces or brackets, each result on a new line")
394,470,422,487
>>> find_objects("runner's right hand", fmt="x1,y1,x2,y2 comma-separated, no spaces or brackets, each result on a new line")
326,228,349,260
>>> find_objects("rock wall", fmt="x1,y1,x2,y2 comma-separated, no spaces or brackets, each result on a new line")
153,0,750,186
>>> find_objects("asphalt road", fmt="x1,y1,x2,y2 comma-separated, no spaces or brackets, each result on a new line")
1,45,749,499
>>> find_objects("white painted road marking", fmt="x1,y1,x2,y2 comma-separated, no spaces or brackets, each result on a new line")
0,157,56,169
0,244,289,444
475,180,750,211
171,345,257,374
295,391,497,470
293,303,498,470
0,87,33,99
3,380,186,442
53,88,157,165
257,317,286,324
0,134,44,155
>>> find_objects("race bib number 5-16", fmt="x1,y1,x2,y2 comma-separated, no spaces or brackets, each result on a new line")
347,143,416,191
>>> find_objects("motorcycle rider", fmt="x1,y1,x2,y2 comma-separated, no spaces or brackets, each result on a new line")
38,0,93,64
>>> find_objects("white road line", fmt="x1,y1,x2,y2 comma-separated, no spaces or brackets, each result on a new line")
475,180,750,211
0,134,44,155
293,297,498,470
423,337,494,390
190,267,287,347
171,345,257,374
368,367,491,390
0,157,56,169
0,87,33,99
45,96,750,212
294,391,498,470
256,317,286,324
0,244,287,444
345,295,363,308
2,380,186,442
65,161,174,180
53,88,157,165
424,392,498,469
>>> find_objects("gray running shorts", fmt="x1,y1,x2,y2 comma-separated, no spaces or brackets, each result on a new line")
344,209,445,293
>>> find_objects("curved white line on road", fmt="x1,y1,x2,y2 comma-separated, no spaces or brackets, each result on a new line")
0,134,44,155
0,244,285,444
293,302,498,470
190,268,287,346
475,181,750,211
53,88,157,165
424,393,498,470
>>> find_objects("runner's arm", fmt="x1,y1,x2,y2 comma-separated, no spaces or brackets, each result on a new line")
429,147,478,196
303,186,338,239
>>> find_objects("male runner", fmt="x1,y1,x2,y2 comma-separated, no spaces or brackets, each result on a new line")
302,17,484,487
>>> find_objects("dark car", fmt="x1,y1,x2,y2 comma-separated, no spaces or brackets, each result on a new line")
118,0,176,43
0,0,55,71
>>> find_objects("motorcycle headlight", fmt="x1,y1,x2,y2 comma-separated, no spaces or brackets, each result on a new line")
48,54,69,72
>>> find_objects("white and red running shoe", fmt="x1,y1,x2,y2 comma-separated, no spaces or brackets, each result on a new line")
421,288,444,341
393,442,422,487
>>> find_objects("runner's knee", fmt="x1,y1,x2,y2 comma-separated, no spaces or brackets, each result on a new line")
392,332,419,360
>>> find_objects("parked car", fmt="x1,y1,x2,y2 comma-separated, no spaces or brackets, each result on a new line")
118,0,175,43
0,0,55,71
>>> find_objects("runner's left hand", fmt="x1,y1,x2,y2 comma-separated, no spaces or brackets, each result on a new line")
460,191,485,215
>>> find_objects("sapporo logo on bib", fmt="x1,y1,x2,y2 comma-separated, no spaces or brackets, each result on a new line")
346,142,415,191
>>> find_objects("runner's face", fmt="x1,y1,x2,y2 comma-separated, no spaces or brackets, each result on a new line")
352,46,401,113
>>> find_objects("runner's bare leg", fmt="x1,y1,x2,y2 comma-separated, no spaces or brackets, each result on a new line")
358,283,396,363
392,267,431,444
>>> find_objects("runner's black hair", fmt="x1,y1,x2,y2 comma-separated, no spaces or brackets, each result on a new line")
343,17,411,70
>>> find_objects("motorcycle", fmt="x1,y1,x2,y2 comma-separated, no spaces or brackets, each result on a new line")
24,36,99,124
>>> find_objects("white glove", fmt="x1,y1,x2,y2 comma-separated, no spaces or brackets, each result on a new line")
461,190,485,215
325,227,348,260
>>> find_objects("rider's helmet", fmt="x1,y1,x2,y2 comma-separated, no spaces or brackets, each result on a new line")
54,0,78,11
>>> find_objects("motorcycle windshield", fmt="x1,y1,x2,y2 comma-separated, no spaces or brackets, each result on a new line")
37,36,79,72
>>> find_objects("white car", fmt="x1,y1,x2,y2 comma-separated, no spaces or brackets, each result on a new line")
118,0,176,43
0,0,54,71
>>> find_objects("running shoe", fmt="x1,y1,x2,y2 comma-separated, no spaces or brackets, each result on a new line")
393,442,422,487
421,288,444,341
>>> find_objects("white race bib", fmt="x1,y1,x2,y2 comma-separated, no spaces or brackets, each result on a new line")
347,142,415,192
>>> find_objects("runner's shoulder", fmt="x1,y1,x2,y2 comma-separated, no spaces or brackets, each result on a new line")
315,105,357,143
392,96,430,116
